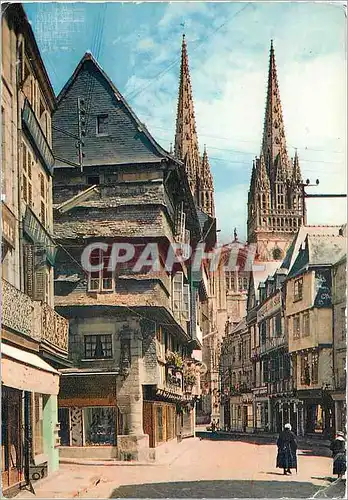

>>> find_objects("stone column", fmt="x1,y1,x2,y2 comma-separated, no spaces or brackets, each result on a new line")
267,398,271,431
43,395,59,473
117,320,150,461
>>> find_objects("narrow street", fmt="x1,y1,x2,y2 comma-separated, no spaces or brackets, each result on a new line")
17,437,345,499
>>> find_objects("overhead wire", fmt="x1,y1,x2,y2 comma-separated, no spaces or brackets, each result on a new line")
124,2,254,102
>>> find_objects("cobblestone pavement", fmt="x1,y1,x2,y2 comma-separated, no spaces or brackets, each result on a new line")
17,438,343,499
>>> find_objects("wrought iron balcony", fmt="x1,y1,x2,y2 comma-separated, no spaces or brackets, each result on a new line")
2,279,34,338
2,279,68,353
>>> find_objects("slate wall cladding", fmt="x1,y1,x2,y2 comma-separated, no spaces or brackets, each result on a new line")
141,319,158,385
54,205,173,240
53,59,163,166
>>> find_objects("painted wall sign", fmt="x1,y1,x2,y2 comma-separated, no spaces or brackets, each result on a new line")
2,203,16,248
314,269,332,308
257,291,281,321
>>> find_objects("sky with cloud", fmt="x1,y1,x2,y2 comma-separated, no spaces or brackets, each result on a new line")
24,1,347,243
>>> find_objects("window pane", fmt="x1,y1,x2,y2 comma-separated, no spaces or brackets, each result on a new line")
97,114,108,135
84,334,112,359
84,407,116,446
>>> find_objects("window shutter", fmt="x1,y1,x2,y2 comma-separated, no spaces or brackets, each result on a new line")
34,267,47,302
23,244,34,298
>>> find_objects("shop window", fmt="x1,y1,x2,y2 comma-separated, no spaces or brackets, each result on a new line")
294,277,303,301
96,114,109,136
84,334,113,359
311,352,319,384
300,354,310,385
84,407,116,446
87,247,114,292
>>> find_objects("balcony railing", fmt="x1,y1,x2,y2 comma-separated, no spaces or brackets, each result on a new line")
2,279,68,353
260,336,286,354
268,379,293,395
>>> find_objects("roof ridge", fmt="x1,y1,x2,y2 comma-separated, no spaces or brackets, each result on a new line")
56,52,172,161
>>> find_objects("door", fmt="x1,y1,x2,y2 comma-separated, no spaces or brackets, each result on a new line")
58,408,70,446
1,387,23,490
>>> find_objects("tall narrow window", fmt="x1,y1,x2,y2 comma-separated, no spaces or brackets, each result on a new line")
294,278,303,301
96,114,109,136
302,311,310,337
182,284,190,321
87,247,113,292
293,315,300,339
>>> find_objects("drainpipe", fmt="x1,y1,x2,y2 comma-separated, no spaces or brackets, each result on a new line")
24,391,31,486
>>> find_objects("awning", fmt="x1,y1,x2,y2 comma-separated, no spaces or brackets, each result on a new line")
1,343,59,395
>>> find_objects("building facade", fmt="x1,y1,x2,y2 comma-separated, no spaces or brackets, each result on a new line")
1,4,69,495
285,233,346,437
52,52,206,461
331,254,346,434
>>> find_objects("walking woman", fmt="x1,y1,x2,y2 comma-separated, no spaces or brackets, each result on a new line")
330,431,346,479
276,423,298,475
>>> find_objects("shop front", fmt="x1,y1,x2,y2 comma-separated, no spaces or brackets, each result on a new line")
1,342,60,495
270,397,303,435
58,371,119,459
297,389,335,438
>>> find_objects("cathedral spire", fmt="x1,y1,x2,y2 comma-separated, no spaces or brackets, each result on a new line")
198,145,215,217
174,34,201,196
292,149,302,182
261,40,288,174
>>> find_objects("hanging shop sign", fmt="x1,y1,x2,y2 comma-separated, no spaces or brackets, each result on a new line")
23,206,56,265
257,291,281,322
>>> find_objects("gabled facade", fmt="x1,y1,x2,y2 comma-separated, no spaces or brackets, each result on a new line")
247,41,304,262
52,52,205,460
285,233,346,437
1,4,69,494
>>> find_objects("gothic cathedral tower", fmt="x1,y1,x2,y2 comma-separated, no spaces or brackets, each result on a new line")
247,41,304,261
174,35,215,217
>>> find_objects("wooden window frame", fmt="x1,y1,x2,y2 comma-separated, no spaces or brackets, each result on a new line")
83,334,113,360
96,114,109,136
294,277,303,302
87,248,114,293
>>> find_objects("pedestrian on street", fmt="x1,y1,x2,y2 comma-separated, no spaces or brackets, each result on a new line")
330,431,346,479
211,419,216,432
276,423,298,475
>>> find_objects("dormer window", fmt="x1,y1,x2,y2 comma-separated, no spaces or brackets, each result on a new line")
96,114,108,136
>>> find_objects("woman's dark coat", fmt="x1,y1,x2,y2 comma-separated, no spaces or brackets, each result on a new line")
330,438,346,475
276,430,298,470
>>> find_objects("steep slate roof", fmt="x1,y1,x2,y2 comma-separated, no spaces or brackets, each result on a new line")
288,234,347,278
253,261,280,300
54,52,175,167
280,225,342,273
